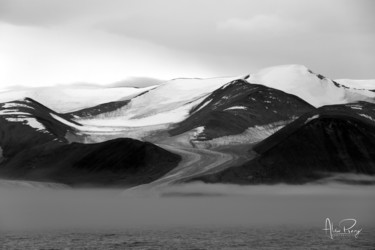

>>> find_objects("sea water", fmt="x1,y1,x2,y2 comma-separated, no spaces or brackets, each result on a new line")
0,183,374,249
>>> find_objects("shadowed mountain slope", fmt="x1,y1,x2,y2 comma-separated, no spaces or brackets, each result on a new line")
0,99,181,187
193,102,375,184
0,138,181,187
0,98,81,158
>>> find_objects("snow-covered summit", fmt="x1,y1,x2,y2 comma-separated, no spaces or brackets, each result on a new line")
248,64,375,107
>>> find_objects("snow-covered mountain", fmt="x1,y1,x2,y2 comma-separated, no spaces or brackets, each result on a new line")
0,99,181,187
0,85,155,113
168,79,314,146
74,65,375,130
0,98,79,157
76,75,249,127
69,65,375,148
335,79,375,90
248,65,375,107
1,64,375,186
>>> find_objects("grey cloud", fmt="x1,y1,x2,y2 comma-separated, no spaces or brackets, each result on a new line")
0,0,82,26
0,0,139,26
93,0,375,78
1,0,374,79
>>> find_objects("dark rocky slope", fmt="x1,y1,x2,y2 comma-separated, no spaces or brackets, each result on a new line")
0,138,181,187
0,98,81,158
169,79,315,140
193,103,375,184
0,98,181,187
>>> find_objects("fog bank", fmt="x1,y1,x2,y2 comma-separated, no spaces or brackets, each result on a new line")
0,182,374,231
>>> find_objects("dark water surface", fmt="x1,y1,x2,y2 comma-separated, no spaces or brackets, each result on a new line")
1,227,375,249
1,183,374,249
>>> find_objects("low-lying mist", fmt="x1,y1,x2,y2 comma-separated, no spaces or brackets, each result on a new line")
1,181,374,231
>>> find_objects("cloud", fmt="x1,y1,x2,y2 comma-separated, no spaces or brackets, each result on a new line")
217,15,305,35
92,1,375,78
0,0,82,26
0,0,374,84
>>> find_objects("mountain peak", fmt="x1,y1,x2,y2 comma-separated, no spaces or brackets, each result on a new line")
248,64,375,107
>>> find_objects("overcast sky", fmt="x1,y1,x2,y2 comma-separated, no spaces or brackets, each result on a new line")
0,0,374,88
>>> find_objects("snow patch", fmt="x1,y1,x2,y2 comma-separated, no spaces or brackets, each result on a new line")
349,105,362,110
192,126,205,139
2,102,32,109
224,106,247,111
194,99,212,113
5,117,47,132
190,120,293,148
304,115,320,124
0,110,30,115
359,114,375,122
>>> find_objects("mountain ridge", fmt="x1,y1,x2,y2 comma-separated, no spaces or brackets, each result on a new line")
1,64,375,187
